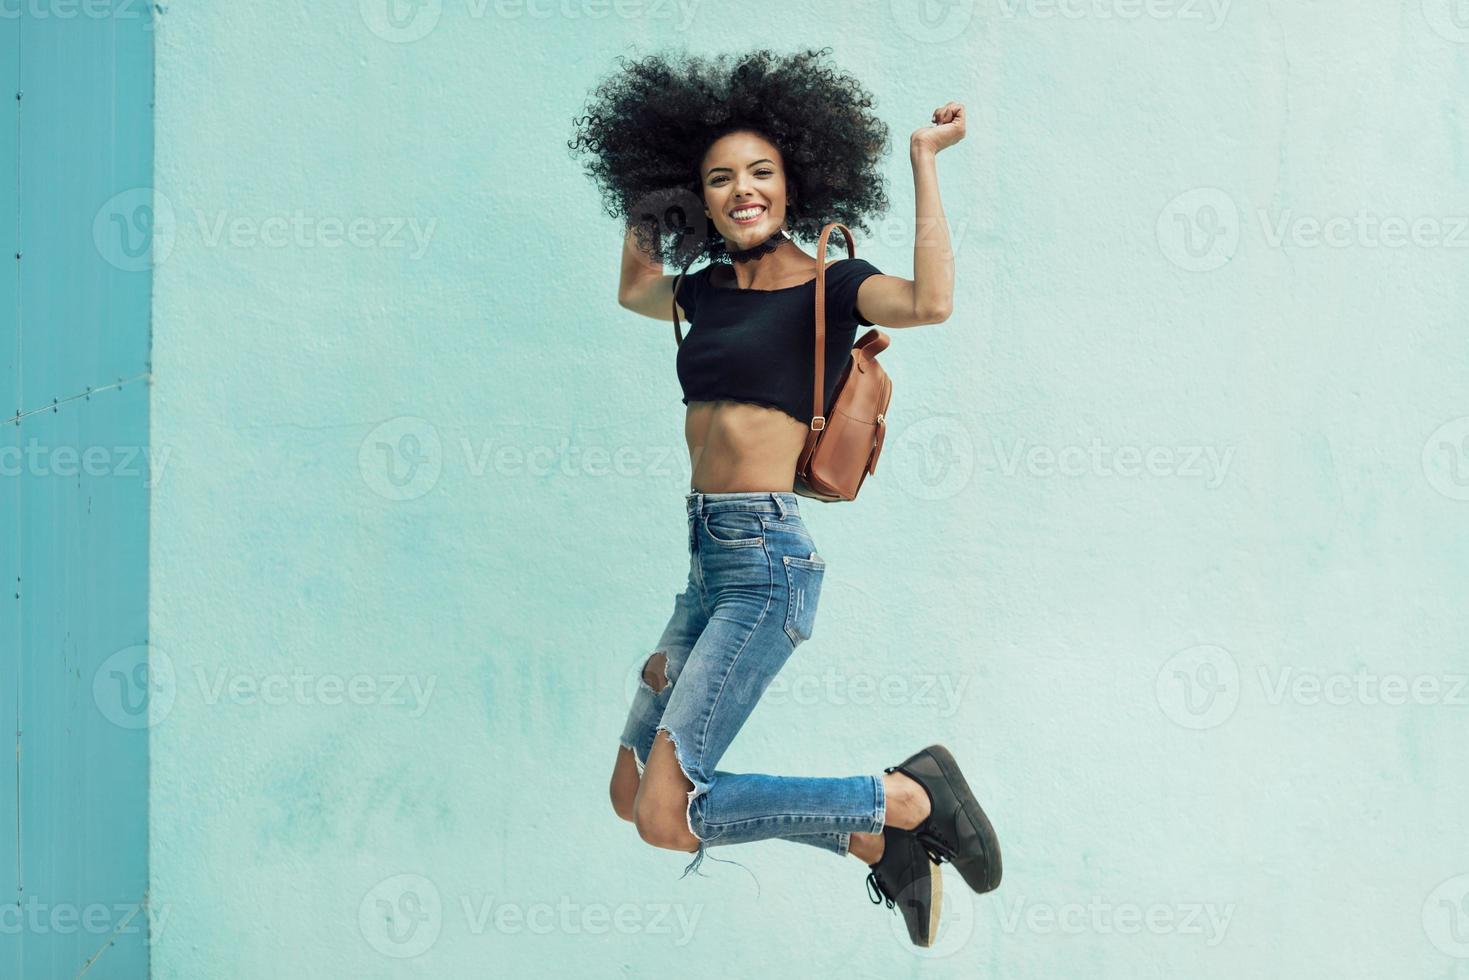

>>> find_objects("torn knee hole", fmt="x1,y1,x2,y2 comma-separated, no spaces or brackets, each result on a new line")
655,725,708,847
642,651,670,693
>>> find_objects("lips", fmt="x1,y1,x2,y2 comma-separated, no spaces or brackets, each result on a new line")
729,205,766,224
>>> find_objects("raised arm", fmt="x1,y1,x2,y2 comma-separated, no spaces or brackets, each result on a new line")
851,101,966,329
617,224,688,322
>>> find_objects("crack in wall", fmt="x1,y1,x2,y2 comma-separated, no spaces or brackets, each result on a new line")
73,889,148,978
6,372,152,425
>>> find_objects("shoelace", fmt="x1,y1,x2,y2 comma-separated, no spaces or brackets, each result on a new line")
916,823,958,868
865,869,897,911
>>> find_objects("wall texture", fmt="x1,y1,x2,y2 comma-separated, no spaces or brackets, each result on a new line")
2,5,154,979
146,2,1469,978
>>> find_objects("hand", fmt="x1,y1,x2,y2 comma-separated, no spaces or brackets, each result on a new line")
910,101,966,156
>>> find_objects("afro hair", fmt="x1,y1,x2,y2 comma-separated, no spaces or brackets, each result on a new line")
567,46,891,271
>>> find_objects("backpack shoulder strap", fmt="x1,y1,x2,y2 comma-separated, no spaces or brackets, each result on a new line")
670,253,699,346
810,223,857,429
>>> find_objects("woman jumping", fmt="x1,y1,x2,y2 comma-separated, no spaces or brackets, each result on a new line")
568,46,1001,948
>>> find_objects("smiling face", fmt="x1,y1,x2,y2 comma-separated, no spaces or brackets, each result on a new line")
699,130,794,250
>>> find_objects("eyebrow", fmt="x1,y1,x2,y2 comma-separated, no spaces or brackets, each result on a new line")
704,158,776,177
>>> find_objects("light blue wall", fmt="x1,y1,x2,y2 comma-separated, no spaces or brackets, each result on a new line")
2,4,154,979
150,2,1469,977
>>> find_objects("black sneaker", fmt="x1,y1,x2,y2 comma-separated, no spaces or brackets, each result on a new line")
885,743,1002,894
865,825,942,948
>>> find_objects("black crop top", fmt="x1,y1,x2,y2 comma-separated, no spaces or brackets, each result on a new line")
674,257,885,425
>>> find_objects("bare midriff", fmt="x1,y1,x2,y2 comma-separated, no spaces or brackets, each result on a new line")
685,399,812,492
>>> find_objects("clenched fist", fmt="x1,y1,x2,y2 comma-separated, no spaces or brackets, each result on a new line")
911,101,967,156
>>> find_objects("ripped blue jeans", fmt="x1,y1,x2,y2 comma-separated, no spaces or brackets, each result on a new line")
618,491,887,882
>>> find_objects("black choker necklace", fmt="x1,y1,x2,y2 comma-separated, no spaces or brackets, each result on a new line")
725,227,792,262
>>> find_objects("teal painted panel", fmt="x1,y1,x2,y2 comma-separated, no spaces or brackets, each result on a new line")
14,4,152,978
0,16,16,420
18,7,152,410
0,428,16,978
17,384,150,979
1,14,20,980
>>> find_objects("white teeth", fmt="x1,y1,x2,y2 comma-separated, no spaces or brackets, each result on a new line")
732,207,765,220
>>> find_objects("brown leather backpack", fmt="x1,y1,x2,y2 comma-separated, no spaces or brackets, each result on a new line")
671,221,893,503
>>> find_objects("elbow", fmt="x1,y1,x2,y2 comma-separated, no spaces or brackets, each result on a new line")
917,302,952,324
